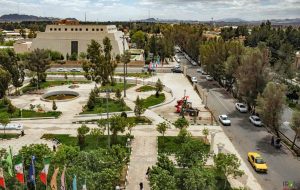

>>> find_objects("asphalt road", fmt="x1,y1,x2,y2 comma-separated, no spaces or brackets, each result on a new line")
180,55,300,190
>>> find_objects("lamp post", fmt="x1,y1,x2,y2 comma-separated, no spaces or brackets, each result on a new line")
217,143,225,154
106,90,111,148
121,34,127,97
210,132,216,154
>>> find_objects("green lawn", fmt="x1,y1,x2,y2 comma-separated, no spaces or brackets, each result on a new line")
136,85,156,92
21,80,91,93
41,134,129,151
0,133,20,139
99,83,135,92
47,72,85,75
74,116,152,125
143,93,165,108
158,136,209,154
115,73,152,79
0,101,61,119
81,97,131,114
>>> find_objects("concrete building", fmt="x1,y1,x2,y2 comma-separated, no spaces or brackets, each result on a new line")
14,21,128,58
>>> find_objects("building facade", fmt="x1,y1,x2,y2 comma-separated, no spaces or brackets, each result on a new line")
15,24,128,58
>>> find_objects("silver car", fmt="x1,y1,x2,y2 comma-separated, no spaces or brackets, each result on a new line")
249,115,262,126
219,115,231,126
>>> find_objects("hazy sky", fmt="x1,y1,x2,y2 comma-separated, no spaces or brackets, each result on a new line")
0,0,299,21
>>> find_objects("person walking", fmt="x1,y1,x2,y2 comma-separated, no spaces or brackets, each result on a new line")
139,182,143,190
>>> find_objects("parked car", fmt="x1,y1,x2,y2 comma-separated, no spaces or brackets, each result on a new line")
219,115,231,126
249,115,262,126
70,68,81,72
191,61,197,66
248,152,268,173
197,68,203,73
205,75,213,81
0,123,23,130
235,103,248,113
56,68,68,72
171,68,183,73
191,77,197,83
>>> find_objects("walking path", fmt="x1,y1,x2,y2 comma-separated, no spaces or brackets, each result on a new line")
126,136,157,190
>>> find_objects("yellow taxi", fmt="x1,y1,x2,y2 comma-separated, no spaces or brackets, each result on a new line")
247,152,268,173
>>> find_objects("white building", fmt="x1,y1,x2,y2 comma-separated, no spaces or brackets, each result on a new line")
14,23,128,58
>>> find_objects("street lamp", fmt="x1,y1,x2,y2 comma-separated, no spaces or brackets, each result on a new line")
106,89,111,148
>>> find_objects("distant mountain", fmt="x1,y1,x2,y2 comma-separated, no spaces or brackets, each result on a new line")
0,14,59,22
215,18,247,23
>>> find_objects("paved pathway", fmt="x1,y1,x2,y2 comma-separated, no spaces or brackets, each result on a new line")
126,136,157,190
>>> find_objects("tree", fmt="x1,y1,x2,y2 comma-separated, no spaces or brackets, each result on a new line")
131,30,146,49
7,103,16,116
156,154,175,175
291,111,300,150
52,100,57,111
77,124,90,150
149,166,177,190
0,115,9,137
83,39,116,85
90,128,103,146
127,118,136,135
256,82,286,137
115,89,122,102
214,153,244,189
183,166,217,190
0,49,25,89
156,122,169,148
69,52,78,61
134,96,145,117
87,90,96,110
202,128,209,143
176,139,209,168
19,28,26,39
26,49,51,89
155,79,164,97
109,115,127,144
0,67,11,98
235,47,269,110
174,117,189,130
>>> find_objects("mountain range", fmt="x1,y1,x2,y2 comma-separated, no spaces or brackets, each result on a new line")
1,14,300,25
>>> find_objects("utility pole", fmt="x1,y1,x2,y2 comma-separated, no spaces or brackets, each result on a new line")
121,34,127,97
106,90,111,148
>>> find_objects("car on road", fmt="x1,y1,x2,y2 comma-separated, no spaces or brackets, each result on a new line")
248,152,268,173
0,123,23,130
171,68,183,73
205,75,213,81
56,68,68,72
219,115,231,126
235,103,248,113
249,115,262,126
70,68,81,72
191,77,197,83
197,68,203,73
191,61,197,66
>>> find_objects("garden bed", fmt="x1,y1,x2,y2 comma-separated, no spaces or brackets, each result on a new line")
143,93,166,108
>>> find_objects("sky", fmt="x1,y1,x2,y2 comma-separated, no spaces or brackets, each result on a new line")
0,0,299,21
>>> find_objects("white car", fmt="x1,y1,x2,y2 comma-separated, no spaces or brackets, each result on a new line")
0,123,23,130
249,115,262,126
191,61,197,66
70,68,81,72
235,103,248,113
56,68,68,72
219,115,231,126
206,75,213,81
197,69,203,73
191,77,197,83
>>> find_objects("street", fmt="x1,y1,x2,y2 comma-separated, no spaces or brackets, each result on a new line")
180,54,300,190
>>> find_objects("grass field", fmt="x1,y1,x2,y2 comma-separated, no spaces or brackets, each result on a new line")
136,85,156,92
41,134,129,151
143,93,165,108
99,83,135,92
81,97,131,114
0,133,20,139
74,116,152,125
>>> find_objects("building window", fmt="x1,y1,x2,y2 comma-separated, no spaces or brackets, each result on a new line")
58,28,61,31
50,28,53,31
71,41,78,56
75,28,78,31
65,28,67,31
92,28,95,31
86,28,88,31
101,28,103,31
71,28,74,31
79,28,82,31
96,28,99,31
54,28,57,31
